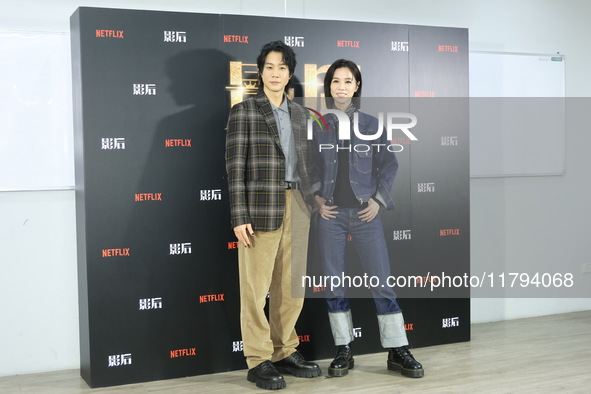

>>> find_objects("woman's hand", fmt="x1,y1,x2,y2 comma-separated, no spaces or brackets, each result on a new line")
315,195,339,220
358,198,380,222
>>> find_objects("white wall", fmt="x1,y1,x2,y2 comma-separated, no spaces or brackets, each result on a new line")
1,0,590,377
0,191,79,375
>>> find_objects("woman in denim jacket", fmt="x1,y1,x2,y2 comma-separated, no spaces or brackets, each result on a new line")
311,59,424,379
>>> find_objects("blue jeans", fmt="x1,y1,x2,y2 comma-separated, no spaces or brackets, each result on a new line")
317,207,402,315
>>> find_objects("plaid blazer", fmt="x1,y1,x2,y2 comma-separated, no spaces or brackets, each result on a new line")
225,92,314,232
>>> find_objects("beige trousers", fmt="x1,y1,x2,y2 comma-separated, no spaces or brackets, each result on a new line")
238,190,311,369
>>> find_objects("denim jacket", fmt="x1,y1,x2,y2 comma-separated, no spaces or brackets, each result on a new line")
310,110,398,210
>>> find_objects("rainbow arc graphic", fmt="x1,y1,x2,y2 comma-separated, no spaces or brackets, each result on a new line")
305,107,328,131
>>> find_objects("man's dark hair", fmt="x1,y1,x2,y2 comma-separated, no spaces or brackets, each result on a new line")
256,41,297,89
323,59,362,108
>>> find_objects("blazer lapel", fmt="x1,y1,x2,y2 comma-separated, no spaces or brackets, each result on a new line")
255,93,282,149
289,101,308,179
288,100,304,149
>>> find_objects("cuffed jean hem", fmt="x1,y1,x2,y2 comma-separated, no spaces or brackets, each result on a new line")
377,312,409,348
328,310,354,346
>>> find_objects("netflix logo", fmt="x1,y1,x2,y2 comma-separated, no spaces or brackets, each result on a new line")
96,29,124,38
135,193,162,201
199,294,224,303
102,248,130,257
392,137,412,145
298,334,311,343
224,35,249,43
438,45,459,52
165,139,192,147
414,91,435,97
337,40,360,48
170,348,196,358
440,228,460,236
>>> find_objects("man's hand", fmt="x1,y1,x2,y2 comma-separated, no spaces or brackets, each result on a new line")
358,198,380,222
234,223,254,247
315,195,339,221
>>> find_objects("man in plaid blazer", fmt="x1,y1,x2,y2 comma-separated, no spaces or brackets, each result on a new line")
225,41,321,390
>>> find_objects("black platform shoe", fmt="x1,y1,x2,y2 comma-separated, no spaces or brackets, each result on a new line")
273,351,322,378
328,344,354,377
387,346,424,378
247,360,286,390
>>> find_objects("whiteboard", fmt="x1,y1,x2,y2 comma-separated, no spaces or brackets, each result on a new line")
0,31,74,191
469,51,565,177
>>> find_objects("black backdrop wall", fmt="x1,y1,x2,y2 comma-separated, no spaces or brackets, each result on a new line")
71,7,470,388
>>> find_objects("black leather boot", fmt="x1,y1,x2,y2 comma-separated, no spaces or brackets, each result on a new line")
328,344,354,377
387,346,424,378
273,351,322,378
247,360,286,390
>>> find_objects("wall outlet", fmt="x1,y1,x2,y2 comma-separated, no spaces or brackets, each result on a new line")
582,263,591,274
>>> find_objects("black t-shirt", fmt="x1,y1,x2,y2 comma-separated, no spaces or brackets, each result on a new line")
330,103,369,209
333,144,362,208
